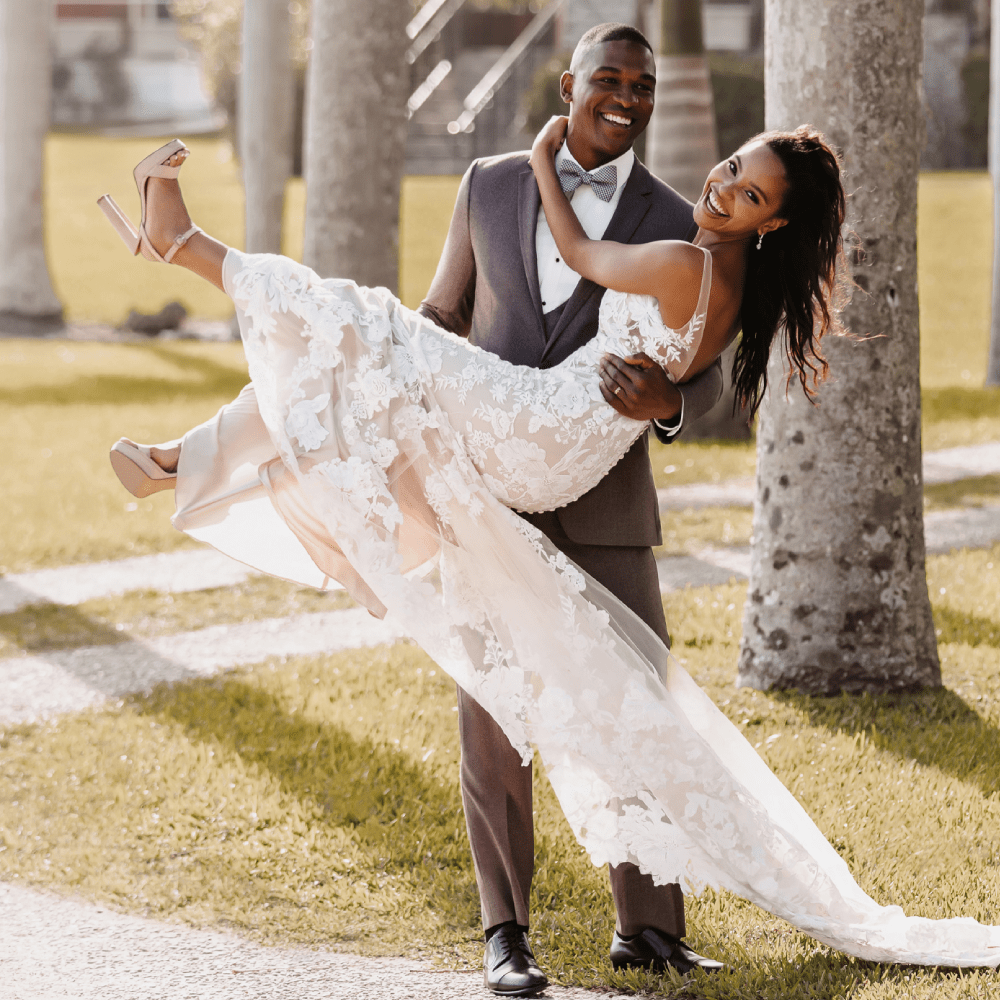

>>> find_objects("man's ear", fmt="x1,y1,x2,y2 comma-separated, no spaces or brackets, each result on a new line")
559,70,574,105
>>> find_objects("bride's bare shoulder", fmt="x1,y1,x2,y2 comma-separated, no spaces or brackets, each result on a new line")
648,241,708,329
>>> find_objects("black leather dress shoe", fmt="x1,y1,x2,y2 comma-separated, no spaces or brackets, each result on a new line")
610,928,724,974
483,924,549,996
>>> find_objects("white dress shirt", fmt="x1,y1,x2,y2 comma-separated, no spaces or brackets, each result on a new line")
535,144,634,313
534,144,683,437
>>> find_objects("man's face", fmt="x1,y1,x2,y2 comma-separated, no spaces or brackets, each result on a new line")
560,41,656,170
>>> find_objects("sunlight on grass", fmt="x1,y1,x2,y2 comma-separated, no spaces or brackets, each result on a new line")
1,546,999,997
649,438,757,489
654,506,753,557
918,173,992,390
0,339,246,573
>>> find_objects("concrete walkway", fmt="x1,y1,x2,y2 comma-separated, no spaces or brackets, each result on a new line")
0,883,602,1000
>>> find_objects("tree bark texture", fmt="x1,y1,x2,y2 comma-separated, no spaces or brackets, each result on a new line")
302,0,408,291
0,0,63,333
241,0,294,255
988,0,1000,385
738,0,940,693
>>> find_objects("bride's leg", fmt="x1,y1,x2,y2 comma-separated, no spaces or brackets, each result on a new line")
144,150,229,292
136,151,231,473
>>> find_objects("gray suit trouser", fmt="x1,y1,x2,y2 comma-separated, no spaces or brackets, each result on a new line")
456,509,685,938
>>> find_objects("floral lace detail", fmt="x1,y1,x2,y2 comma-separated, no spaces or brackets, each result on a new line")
180,249,1000,970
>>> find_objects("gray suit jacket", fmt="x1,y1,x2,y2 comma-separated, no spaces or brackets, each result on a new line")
419,151,724,547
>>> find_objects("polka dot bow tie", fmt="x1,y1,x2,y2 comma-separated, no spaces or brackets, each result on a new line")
557,160,618,203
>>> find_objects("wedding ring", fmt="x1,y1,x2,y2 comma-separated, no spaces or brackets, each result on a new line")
614,386,622,396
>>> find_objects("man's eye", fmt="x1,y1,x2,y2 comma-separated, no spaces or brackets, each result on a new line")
727,160,737,175
747,190,758,204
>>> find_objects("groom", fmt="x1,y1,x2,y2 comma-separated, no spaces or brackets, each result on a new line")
420,22,724,995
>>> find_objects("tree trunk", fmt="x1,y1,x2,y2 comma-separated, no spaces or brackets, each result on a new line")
0,0,63,335
241,0,294,255
988,0,1000,385
302,0,408,291
738,0,940,694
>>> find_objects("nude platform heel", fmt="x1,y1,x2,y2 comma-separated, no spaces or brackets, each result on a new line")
97,138,202,263
109,439,178,498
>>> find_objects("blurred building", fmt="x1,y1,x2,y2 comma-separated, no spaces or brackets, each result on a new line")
53,1,223,135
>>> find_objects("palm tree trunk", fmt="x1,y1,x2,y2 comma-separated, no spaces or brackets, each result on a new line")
302,0,408,291
737,0,939,694
646,0,717,203
988,0,1000,385
241,0,294,255
0,0,62,334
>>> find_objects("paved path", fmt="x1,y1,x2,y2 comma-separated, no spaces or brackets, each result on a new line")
0,883,602,1000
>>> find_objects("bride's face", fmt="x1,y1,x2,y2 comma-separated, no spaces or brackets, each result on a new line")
693,141,789,241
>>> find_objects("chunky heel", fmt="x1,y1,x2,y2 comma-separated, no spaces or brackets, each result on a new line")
97,194,140,254
95,139,202,264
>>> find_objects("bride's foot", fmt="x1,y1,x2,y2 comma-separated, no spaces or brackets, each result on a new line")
149,441,180,474
97,141,229,291
143,159,228,289
109,438,180,498
143,150,198,263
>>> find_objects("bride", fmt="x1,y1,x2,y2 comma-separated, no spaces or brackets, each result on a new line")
97,121,999,968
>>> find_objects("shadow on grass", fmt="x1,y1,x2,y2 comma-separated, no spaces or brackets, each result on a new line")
775,685,1000,798
0,603,129,655
0,343,247,406
925,475,1000,509
135,673,482,930
923,385,1000,424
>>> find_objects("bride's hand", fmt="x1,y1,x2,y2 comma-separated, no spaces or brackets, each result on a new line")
529,116,568,173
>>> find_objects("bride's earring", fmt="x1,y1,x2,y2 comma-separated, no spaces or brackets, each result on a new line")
756,232,764,251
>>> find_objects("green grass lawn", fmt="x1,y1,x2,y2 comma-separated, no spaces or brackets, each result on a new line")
1,545,998,998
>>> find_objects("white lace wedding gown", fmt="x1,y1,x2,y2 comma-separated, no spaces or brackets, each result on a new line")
171,248,999,967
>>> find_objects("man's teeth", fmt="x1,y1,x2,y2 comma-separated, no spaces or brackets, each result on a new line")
602,113,632,126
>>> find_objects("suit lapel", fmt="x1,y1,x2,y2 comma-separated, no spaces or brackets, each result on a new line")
540,160,655,364
517,166,547,342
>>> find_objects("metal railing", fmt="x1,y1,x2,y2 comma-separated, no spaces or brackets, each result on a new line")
405,0,467,121
448,0,563,141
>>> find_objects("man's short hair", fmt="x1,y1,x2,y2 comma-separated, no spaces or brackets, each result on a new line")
570,23,654,72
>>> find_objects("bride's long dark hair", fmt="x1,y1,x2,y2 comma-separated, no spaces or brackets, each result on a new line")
733,126,847,417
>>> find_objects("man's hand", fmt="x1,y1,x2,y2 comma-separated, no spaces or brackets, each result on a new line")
600,352,682,422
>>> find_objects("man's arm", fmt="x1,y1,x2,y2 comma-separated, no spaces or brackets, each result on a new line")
418,164,477,336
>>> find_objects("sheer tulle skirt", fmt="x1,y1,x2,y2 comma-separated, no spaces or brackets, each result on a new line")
171,251,999,967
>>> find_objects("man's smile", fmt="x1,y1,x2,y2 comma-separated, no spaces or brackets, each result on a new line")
600,111,633,128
